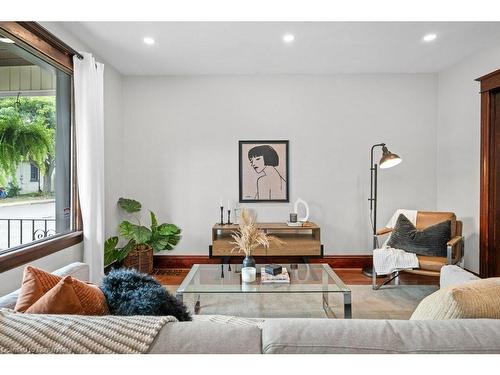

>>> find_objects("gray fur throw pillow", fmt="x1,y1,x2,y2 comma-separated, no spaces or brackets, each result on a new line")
387,214,451,257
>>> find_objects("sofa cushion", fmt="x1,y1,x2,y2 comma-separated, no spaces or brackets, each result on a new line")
387,214,451,257
24,275,108,315
262,318,500,354
193,314,264,328
25,276,85,314
101,268,190,321
0,263,90,310
15,266,108,315
15,266,61,312
411,277,500,320
148,321,262,354
440,265,480,289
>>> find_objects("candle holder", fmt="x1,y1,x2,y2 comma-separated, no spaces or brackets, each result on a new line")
219,206,224,225
227,209,232,225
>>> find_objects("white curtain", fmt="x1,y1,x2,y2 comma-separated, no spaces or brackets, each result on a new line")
73,53,105,283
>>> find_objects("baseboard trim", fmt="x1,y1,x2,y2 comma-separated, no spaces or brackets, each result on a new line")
154,255,372,269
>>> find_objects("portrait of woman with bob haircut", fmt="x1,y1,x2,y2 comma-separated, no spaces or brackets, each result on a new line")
239,141,289,202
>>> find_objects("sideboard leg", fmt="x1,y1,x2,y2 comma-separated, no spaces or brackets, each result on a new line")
223,256,231,271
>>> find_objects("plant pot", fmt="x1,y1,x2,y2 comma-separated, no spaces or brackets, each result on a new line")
123,244,153,274
242,255,256,268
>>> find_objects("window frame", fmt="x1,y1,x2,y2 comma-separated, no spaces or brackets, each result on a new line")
30,163,39,182
0,22,83,272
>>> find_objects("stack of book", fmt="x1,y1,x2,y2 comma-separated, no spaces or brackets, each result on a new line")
260,267,290,284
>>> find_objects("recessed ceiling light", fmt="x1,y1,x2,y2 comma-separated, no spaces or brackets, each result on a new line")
422,33,437,42
143,37,155,45
0,37,15,44
283,34,295,43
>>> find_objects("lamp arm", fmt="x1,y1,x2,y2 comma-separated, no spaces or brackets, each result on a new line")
370,143,386,167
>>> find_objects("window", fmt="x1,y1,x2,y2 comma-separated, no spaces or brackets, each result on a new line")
30,163,39,182
0,24,80,267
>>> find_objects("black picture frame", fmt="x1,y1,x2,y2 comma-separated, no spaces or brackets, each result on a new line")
239,140,289,203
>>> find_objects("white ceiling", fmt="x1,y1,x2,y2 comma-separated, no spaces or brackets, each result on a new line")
61,22,500,75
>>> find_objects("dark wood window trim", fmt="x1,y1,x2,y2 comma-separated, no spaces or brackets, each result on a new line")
0,22,74,73
0,22,83,273
476,68,500,277
0,231,83,273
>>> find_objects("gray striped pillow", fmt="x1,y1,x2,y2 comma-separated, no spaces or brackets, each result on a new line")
387,214,451,257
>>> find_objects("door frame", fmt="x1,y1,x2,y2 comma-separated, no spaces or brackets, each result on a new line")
477,69,500,277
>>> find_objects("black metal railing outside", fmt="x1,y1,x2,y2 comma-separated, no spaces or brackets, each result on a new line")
0,218,56,249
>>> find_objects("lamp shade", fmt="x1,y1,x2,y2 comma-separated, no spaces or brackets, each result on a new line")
379,146,402,169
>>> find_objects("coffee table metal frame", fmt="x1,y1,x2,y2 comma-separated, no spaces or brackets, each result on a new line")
175,263,352,319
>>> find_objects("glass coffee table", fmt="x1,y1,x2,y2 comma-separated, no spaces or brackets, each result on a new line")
176,263,352,318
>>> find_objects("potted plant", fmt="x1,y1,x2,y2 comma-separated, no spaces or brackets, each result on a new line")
230,208,283,281
104,198,181,273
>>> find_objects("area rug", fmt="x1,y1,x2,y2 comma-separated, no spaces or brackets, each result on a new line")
170,284,437,320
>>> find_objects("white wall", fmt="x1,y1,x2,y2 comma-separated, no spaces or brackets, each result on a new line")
437,45,500,273
122,74,438,255
12,162,41,194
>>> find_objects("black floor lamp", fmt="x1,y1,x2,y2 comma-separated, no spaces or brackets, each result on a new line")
362,143,402,277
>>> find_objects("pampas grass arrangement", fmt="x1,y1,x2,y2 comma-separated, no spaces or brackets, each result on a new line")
230,208,284,257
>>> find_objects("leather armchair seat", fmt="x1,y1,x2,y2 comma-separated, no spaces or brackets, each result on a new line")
377,211,464,277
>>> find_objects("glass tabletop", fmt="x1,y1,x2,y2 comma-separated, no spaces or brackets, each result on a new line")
176,263,351,294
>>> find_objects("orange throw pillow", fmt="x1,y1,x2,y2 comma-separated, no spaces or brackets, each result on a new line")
15,266,61,312
25,276,85,314
15,266,109,315
69,277,109,315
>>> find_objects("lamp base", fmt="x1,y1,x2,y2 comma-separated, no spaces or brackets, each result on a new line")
362,266,385,278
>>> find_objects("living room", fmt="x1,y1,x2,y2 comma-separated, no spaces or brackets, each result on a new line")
1,0,500,369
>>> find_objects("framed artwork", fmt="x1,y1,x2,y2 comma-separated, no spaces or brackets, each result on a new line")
239,140,289,203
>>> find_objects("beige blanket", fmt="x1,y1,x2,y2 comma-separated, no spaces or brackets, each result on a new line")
0,308,177,354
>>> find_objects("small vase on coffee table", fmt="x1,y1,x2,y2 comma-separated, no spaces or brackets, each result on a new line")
241,255,256,283
242,255,256,268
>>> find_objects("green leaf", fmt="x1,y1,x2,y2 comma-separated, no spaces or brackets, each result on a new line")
168,235,181,246
157,223,180,236
118,197,142,213
119,221,152,244
104,236,118,252
150,211,158,231
104,250,117,267
116,240,135,262
104,236,120,267
150,237,170,252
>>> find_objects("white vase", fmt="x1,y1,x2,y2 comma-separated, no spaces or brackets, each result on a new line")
293,198,310,222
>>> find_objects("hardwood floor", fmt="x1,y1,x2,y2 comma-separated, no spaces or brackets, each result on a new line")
153,267,439,286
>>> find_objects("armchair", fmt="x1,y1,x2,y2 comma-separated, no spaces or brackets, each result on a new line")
374,211,464,287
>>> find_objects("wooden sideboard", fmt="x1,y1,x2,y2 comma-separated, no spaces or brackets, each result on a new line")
209,222,323,260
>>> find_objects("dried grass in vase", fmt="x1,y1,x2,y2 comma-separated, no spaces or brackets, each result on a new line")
230,208,284,267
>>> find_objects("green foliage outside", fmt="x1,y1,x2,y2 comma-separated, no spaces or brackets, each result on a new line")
6,181,21,197
104,198,182,267
0,96,56,190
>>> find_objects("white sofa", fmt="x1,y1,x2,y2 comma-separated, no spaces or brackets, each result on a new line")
1,263,499,354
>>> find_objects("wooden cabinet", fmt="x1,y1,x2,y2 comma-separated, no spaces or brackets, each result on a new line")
210,222,322,258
